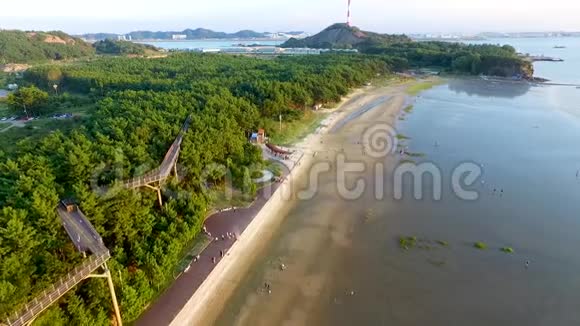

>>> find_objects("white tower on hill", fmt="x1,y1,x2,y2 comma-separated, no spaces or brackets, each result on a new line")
347,0,352,27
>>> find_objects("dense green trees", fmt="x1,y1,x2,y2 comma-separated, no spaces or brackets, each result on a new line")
93,39,159,55
365,42,534,78
7,86,49,117
0,53,388,324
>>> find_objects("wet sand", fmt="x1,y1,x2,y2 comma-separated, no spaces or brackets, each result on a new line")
167,81,414,326
211,83,412,326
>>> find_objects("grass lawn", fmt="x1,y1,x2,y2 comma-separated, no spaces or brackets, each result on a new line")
0,117,87,153
206,185,255,212
267,110,327,146
40,95,96,117
371,74,409,87
0,95,96,153
265,160,284,177
406,79,444,96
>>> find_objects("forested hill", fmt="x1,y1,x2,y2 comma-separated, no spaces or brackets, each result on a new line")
281,23,411,50
0,30,95,64
0,31,164,64
93,39,161,55
368,41,534,79
282,23,534,79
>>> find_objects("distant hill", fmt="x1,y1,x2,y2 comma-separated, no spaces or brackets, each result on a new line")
93,39,160,55
281,23,410,50
0,30,95,64
81,28,273,41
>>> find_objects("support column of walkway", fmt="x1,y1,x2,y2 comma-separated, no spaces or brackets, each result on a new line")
145,183,163,207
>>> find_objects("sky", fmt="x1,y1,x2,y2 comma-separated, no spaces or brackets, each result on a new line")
1,0,579,35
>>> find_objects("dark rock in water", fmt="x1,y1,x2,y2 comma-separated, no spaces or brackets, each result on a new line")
531,76,550,83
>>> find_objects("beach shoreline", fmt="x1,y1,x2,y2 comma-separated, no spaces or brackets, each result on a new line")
167,80,418,326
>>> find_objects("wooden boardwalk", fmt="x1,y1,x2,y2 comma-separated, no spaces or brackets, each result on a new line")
6,204,112,326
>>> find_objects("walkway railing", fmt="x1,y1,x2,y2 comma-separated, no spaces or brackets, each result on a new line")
6,252,111,326
122,115,191,190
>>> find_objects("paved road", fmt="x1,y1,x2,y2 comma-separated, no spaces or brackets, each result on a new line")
136,169,287,326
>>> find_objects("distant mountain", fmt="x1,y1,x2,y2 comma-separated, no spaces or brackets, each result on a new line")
80,28,277,41
281,23,410,50
231,30,267,39
81,33,120,41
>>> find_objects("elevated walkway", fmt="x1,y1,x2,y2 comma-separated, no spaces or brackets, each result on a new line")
6,252,111,326
5,203,122,326
122,115,191,206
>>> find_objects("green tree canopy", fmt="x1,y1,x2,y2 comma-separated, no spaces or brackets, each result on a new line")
6,86,49,117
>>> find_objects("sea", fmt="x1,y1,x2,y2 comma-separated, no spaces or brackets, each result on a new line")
214,37,580,326
138,39,281,50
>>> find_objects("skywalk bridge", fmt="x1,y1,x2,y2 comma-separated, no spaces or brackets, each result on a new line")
4,202,122,326
122,115,191,206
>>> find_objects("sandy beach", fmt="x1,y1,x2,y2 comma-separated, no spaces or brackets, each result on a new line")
168,80,416,326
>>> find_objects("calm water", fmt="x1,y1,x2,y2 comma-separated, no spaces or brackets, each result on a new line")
138,40,281,50
215,38,580,325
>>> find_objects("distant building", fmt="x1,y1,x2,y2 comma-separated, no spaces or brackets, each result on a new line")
221,47,253,54
201,48,221,53
254,47,280,54
172,34,187,40
282,48,322,55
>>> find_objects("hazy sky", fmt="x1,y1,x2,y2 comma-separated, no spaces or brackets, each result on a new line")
1,0,579,34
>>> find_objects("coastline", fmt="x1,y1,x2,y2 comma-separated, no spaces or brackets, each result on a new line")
166,86,377,326
167,79,419,325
